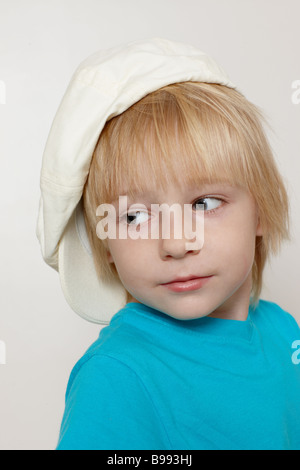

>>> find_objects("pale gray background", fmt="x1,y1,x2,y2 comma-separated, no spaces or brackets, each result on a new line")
0,0,299,450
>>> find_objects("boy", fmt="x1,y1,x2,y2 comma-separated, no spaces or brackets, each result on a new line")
37,38,300,449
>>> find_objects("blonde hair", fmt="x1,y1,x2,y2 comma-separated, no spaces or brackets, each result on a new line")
83,82,290,306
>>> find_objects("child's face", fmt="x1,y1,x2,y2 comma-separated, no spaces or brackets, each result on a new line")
106,181,262,321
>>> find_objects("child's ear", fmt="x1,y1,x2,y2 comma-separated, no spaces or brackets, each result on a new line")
256,216,263,237
102,239,114,263
107,250,114,264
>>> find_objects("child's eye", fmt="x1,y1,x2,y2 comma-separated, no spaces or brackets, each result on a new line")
193,197,223,212
126,211,150,226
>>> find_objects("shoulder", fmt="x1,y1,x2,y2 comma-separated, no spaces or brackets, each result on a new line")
65,305,158,395
65,352,143,400
58,352,169,450
58,332,171,449
256,299,298,323
254,298,300,337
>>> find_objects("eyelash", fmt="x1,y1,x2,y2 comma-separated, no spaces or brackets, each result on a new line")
122,196,225,226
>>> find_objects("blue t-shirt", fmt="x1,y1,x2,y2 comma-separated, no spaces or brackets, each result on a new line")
57,300,300,450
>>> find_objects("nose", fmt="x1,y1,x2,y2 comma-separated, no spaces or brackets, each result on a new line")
160,237,201,259
159,213,202,260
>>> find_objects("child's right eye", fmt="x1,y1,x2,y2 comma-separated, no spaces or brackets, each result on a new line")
126,211,150,226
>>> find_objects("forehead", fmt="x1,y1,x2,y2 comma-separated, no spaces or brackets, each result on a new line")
109,150,236,203
104,129,238,203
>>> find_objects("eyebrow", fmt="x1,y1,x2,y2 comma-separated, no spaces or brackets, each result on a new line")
111,189,159,204
110,182,235,205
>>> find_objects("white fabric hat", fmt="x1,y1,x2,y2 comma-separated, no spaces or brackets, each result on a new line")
36,37,235,324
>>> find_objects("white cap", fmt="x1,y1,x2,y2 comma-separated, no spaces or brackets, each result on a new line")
36,37,235,324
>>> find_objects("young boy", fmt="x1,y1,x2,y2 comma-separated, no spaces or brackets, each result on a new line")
37,38,300,450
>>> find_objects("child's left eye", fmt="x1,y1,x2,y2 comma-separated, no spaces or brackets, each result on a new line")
193,197,223,212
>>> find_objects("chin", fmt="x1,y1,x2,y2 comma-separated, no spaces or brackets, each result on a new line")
159,301,213,321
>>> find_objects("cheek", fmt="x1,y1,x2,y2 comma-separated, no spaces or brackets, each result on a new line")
240,246,256,277
207,218,257,269
231,232,257,281
106,240,128,273
107,240,148,283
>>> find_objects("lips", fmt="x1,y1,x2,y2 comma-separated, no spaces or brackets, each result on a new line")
161,275,213,293
164,275,204,284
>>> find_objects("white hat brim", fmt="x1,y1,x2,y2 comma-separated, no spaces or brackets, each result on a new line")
58,199,126,324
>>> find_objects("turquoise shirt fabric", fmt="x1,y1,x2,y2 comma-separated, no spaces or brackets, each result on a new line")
57,300,300,450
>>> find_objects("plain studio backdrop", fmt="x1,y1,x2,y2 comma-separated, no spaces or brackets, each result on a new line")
0,0,299,450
